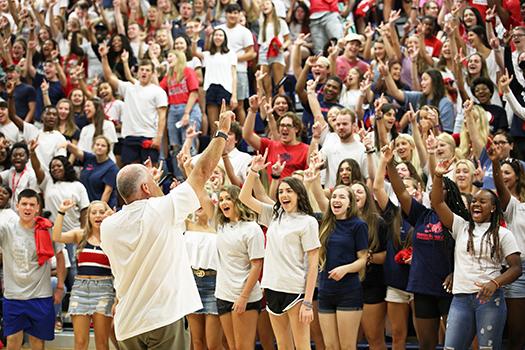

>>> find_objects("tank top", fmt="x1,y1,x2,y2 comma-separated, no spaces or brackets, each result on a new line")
77,242,112,276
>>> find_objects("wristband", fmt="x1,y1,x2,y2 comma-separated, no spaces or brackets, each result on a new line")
56,286,64,289
491,279,501,289
434,173,443,178
57,211,66,216
302,301,313,309
271,173,281,180
366,148,376,154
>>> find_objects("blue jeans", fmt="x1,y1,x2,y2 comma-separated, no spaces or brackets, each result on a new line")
167,103,202,178
445,289,506,350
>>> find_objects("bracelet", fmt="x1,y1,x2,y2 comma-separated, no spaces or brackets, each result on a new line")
366,148,376,154
490,279,501,289
57,211,66,216
249,168,259,177
271,173,281,180
302,300,313,309
56,286,64,289
434,173,443,178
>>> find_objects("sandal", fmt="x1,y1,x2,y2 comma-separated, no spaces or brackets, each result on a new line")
55,318,63,333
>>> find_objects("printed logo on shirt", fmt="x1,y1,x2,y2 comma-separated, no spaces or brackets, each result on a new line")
416,222,444,241
279,152,292,162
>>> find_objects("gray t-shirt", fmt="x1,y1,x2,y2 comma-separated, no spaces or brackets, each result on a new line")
0,219,63,300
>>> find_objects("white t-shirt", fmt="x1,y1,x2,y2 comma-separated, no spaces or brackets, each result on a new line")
215,220,265,303
258,18,290,46
451,214,520,294
187,57,202,71
217,24,254,73
77,120,118,161
185,230,218,270
503,196,525,262
202,51,237,93
100,182,202,341
319,133,368,188
0,167,39,209
22,123,67,171
0,121,21,144
258,203,320,294
40,174,89,232
118,81,168,138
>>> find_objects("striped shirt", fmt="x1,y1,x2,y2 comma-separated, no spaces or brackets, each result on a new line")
77,242,112,276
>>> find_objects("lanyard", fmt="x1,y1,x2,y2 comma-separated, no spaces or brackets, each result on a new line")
11,166,26,193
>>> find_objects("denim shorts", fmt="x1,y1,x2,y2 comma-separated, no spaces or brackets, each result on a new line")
194,273,219,315
236,71,249,100
258,44,285,66
318,288,363,313
68,278,115,317
505,260,525,298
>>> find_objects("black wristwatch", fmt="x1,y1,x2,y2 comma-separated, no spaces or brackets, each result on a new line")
214,131,228,141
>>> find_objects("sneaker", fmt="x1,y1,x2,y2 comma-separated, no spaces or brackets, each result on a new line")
54,318,63,333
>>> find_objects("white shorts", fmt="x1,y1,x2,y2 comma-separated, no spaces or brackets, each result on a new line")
385,286,414,304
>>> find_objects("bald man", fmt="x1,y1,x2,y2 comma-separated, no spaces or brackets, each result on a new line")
101,109,234,350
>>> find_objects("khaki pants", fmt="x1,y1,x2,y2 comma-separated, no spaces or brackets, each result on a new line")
118,318,189,350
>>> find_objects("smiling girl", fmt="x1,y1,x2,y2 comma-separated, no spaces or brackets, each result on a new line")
240,152,320,350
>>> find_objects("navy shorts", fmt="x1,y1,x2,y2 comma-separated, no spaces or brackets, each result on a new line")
414,293,452,319
3,297,55,340
121,136,159,165
318,289,363,313
205,84,232,106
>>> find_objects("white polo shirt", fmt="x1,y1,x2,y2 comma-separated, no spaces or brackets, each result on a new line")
100,182,202,341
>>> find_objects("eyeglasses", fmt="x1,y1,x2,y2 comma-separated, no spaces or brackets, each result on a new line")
493,141,509,146
279,123,294,129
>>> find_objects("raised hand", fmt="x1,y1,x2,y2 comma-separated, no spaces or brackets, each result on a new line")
59,199,76,212
248,95,260,112
121,49,129,62
295,33,310,46
217,99,234,133
473,160,485,183
254,67,266,82
498,69,513,94
98,42,109,56
380,143,394,163
250,149,271,173
463,99,474,114
435,158,454,176
271,156,286,178
486,6,496,21
185,121,202,140
144,158,163,183
306,77,319,94
426,129,438,153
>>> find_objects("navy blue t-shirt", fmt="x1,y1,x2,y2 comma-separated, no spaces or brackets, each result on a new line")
319,216,369,294
382,200,412,291
80,152,119,208
405,198,453,297
361,216,388,289
1,83,36,119
301,94,343,143
33,74,64,122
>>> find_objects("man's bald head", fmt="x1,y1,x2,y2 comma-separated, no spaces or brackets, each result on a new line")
117,164,150,203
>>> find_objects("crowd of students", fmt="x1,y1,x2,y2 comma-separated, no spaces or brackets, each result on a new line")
0,0,525,348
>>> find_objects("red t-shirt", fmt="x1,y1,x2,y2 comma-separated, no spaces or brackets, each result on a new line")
259,138,309,178
159,67,199,105
424,36,443,58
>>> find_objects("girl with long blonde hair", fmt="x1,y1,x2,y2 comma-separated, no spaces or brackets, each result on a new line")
52,200,115,350
160,49,202,177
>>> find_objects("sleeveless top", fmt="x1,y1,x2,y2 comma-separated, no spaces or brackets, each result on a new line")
77,242,112,276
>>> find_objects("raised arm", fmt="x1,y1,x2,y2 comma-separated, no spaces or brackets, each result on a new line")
242,96,262,151
295,56,316,106
462,100,484,159
385,143,413,215
303,164,329,213
52,199,84,244
489,145,511,210
98,43,120,91
430,159,455,229
29,140,45,184
373,146,391,211
379,59,405,103
66,141,85,162
186,102,232,204
239,150,273,215
7,83,23,131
